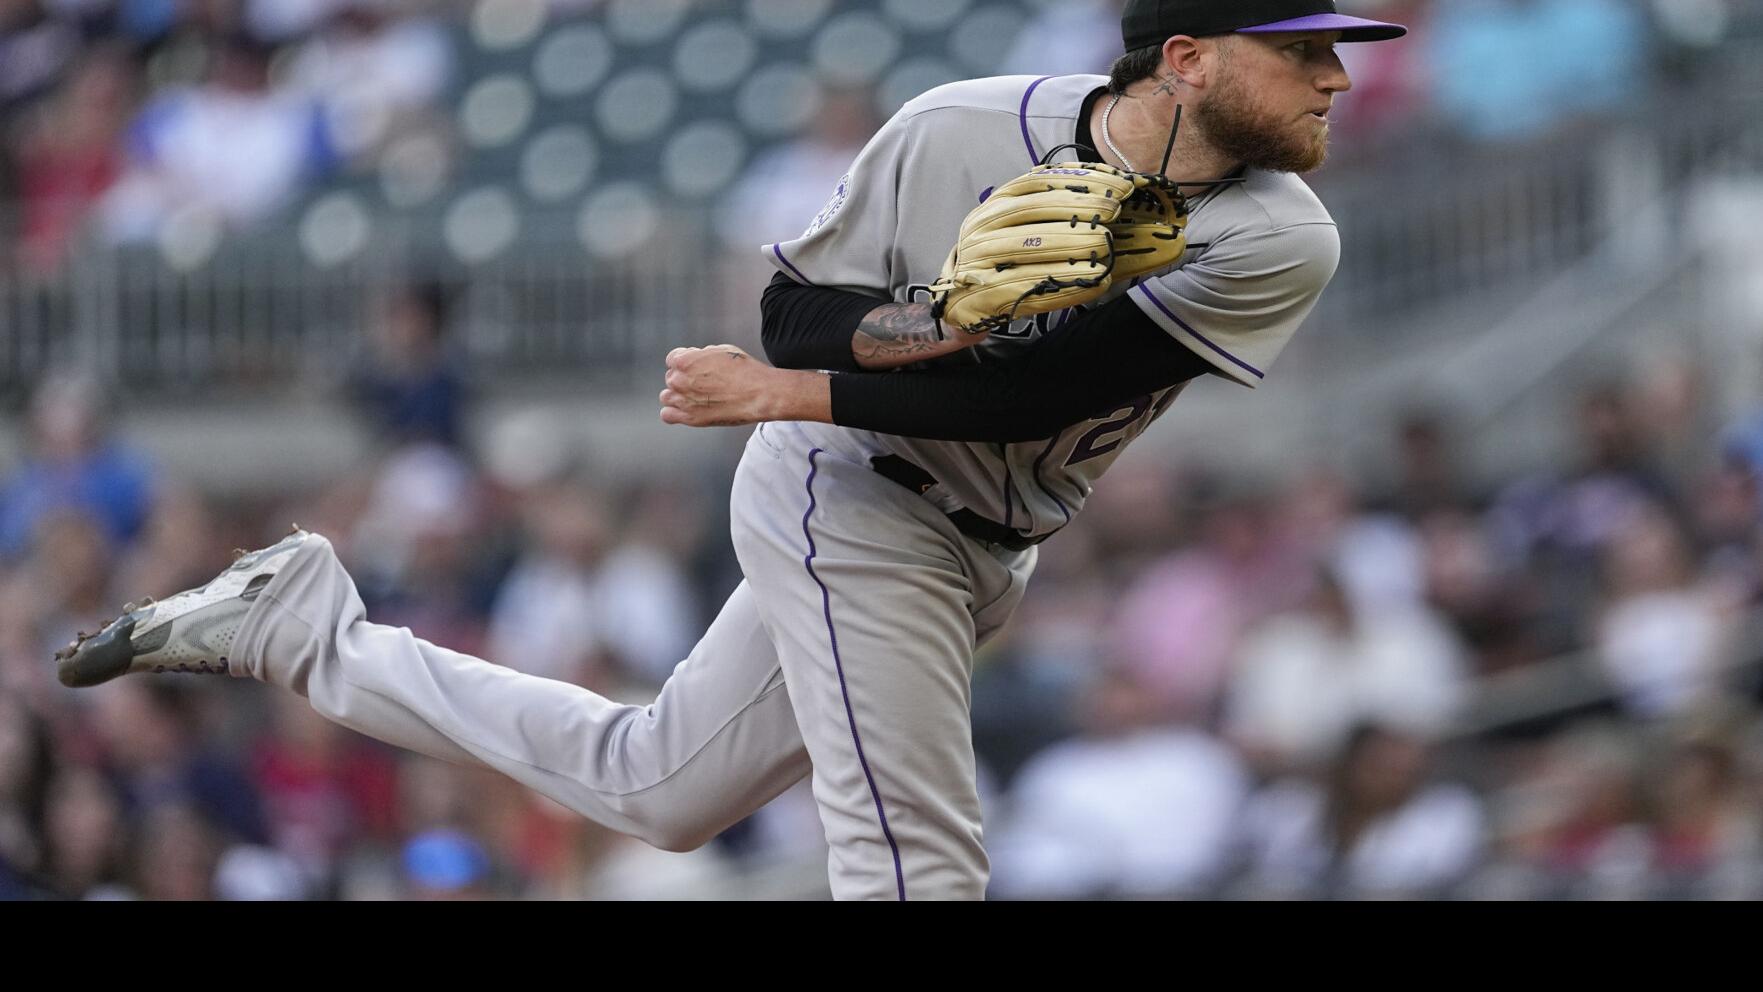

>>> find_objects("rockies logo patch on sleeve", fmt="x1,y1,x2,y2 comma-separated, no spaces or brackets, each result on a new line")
804,174,852,236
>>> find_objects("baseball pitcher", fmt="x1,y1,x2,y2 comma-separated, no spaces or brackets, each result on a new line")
57,0,1406,900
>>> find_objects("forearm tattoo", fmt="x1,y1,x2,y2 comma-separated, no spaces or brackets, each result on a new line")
852,303,947,364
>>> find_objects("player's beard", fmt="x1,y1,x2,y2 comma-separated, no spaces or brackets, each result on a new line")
1191,63,1329,174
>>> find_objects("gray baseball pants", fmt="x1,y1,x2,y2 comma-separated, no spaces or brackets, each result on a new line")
230,424,1033,900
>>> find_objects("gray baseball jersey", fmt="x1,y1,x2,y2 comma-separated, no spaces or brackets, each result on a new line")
768,73,1340,539
213,73,1347,903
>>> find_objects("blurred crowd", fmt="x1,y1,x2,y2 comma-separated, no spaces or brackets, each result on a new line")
0,0,452,274
3,0,1763,901
0,0,1758,275
2,287,1762,900
0,286,750,898
977,356,1763,899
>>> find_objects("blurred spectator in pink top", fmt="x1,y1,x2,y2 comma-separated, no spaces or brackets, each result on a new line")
1109,481,1311,716
1329,1,1431,146
10,46,133,274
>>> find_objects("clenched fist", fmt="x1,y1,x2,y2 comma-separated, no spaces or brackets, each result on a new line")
659,345,831,428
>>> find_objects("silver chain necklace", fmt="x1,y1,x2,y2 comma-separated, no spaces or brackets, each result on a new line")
1100,94,1136,172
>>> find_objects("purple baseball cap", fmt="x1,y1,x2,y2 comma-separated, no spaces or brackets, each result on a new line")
1122,0,1407,51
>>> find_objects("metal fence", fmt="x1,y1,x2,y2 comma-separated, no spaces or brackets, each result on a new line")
1312,89,1763,343
2,69,1760,403
0,218,737,397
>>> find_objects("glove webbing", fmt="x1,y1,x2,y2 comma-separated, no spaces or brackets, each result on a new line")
934,198,1121,333
1110,175,1188,267
985,249,1115,334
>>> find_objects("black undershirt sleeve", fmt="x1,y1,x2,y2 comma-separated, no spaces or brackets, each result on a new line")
759,271,880,373
759,85,1206,443
758,86,1109,375
828,293,1218,443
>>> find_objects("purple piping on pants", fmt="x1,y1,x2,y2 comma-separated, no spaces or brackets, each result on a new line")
771,243,813,285
801,447,907,901
1030,432,1072,525
1017,76,1052,165
1133,283,1265,380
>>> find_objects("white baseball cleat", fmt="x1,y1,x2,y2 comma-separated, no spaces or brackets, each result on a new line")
54,526,312,688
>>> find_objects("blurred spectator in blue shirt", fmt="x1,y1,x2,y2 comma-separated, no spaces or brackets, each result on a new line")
1429,0,1648,141
113,0,191,48
97,30,336,239
94,680,270,848
0,369,156,561
402,828,494,900
347,280,468,450
1487,380,1684,654
1536,0,1650,117
282,1,453,170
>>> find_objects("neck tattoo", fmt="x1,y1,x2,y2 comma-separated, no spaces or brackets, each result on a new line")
1101,94,1136,172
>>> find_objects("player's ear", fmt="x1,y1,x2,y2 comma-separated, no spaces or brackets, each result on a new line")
1158,35,1209,90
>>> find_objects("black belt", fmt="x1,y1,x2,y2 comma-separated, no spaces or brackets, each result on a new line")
870,454,1045,552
